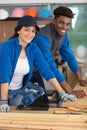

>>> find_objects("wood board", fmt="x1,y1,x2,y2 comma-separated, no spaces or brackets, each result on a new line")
62,85,87,109
0,108,87,130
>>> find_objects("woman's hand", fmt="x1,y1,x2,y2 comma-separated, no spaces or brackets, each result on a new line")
0,100,10,112
59,90,77,107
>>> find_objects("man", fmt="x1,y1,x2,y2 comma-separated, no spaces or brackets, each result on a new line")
31,6,87,100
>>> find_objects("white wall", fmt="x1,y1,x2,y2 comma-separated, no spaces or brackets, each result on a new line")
0,0,87,4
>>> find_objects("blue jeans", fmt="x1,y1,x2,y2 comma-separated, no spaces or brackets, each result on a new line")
8,82,45,106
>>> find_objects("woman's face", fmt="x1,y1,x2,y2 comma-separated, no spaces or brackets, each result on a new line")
53,15,71,36
17,26,36,47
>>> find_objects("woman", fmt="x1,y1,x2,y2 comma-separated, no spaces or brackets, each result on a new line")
0,16,77,112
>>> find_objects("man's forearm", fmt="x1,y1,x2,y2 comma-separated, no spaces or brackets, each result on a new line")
74,71,82,82
60,81,73,94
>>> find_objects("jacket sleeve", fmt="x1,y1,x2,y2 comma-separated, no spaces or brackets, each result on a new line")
0,42,12,84
33,34,65,83
59,33,79,73
32,43,55,81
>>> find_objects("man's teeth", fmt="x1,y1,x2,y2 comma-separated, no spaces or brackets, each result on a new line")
61,30,65,33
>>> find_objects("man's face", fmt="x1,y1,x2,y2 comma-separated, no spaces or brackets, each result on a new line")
53,15,72,36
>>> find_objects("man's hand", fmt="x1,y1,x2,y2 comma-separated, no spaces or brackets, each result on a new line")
79,79,87,86
72,90,87,98
0,100,10,112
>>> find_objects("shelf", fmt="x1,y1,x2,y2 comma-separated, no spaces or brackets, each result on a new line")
0,17,53,21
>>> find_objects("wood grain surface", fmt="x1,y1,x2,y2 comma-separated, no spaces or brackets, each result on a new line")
0,108,87,130
62,85,87,109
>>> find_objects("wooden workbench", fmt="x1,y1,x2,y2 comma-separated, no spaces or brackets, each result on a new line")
0,84,87,130
0,107,87,130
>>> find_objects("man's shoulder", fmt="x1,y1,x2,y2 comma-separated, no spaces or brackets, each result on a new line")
41,23,52,30
38,23,52,35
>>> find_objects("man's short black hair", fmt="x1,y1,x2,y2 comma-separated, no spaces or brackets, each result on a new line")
53,6,74,18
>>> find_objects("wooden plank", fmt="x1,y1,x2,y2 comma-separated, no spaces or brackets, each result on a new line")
62,86,87,109
0,115,87,130
67,63,87,88
67,68,78,88
1,126,87,130
0,112,87,130
0,112,87,123
0,122,87,130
